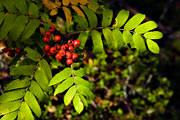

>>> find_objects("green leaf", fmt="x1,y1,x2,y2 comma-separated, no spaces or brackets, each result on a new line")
123,30,135,48
0,100,21,115
74,76,93,90
24,91,41,117
73,15,88,30
73,94,84,114
25,47,41,61
17,102,34,120
124,13,145,30
49,68,72,86
39,59,52,80
29,81,45,102
81,5,98,28
144,31,163,39
0,89,25,103
4,78,30,91
73,68,85,77
35,67,51,92
102,9,113,27
10,65,35,76
79,95,88,107
112,29,125,49
78,31,89,49
64,85,77,106
21,19,40,41
1,0,16,12
54,77,74,96
0,14,16,40
8,15,28,41
146,39,160,54
0,12,5,25
103,28,117,50
15,0,27,14
78,85,94,100
91,30,104,53
28,2,39,17
135,21,158,34
40,13,49,22
113,9,129,28
133,33,146,53
0,111,17,120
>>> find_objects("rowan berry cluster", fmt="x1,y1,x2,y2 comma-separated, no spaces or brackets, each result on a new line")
43,25,81,65
1,47,21,57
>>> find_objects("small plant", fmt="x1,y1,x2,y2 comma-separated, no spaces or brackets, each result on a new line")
0,0,169,119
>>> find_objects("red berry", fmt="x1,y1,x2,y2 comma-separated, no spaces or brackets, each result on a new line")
66,59,73,65
7,48,11,51
47,52,51,56
68,40,74,46
8,51,14,57
59,49,66,56
15,48,21,53
44,44,50,52
55,53,62,62
54,35,61,42
61,45,66,50
43,37,50,42
68,46,74,52
2,48,8,52
49,25,55,32
45,31,51,37
72,53,78,60
73,40,81,47
56,45,61,50
50,47,57,55
64,44,69,49
66,51,72,59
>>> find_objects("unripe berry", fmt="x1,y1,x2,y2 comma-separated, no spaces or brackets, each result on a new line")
66,51,72,59
66,59,73,65
72,53,78,60
56,45,61,50
44,44,50,52
73,40,81,47
49,25,55,32
15,48,21,53
43,37,50,42
68,46,74,52
68,40,74,46
54,35,61,42
59,49,66,56
55,53,62,62
50,47,57,55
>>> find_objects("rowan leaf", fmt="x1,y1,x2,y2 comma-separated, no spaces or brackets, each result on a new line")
62,7,72,23
72,6,85,18
102,9,113,27
74,76,93,90
10,65,35,76
24,91,41,117
103,28,117,49
0,111,17,120
113,9,129,28
91,30,104,53
70,0,78,5
0,100,21,115
112,29,125,49
62,0,70,6
64,85,77,106
79,0,88,5
17,102,34,120
54,77,74,96
73,94,84,114
144,31,163,40
0,89,25,103
124,13,145,30
25,47,41,61
14,0,27,14
146,39,160,54
28,2,39,17
78,31,89,49
42,0,58,9
133,33,146,53
73,15,88,30
49,68,72,86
